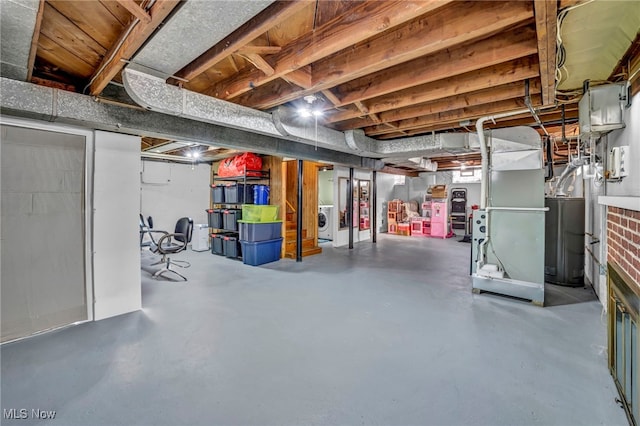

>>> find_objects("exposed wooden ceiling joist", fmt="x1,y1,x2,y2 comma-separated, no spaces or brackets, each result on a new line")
328,56,541,125
88,0,181,95
534,0,558,105
210,1,454,100
232,1,535,110
172,1,311,85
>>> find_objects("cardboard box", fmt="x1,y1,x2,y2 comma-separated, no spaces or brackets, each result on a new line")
430,185,447,199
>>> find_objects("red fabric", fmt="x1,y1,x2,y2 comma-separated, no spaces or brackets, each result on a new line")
218,153,263,177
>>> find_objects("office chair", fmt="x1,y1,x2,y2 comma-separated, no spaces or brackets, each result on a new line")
139,214,153,247
148,217,193,281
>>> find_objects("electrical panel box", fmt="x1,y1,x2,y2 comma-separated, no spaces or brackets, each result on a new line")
608,145,630,179
579,82,627,134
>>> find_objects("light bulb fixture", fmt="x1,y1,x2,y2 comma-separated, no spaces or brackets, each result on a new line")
298,108,312,118
460,163,467,170
192,150,201,159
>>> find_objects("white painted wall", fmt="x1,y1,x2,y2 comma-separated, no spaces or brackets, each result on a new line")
607,92,640,196
140,160,210,233
318,170,333,205
93,131,141,321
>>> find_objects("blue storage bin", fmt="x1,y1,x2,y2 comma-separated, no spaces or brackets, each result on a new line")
240,238,283,266
253,184,270,205
224,183,254,204
237,220,282,242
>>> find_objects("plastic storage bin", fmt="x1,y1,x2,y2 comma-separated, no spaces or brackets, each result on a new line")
211,184,225,203
224,183,254,204
222,209,242,231
253,185,270,205
242,204,279,222
207,209,223,229
211,234,226,255
237,220,282,242
223,235,241,258
240,238,283,266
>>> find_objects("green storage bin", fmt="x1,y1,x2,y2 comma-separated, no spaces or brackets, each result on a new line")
241,204,280,222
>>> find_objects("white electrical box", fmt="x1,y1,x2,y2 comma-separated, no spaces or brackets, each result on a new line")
608,145,630,179
579,82,627,135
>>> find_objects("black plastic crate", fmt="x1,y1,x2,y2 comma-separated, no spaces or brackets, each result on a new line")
223,209,242,231
211,234,226,255
223,235,242,258
212,184,225,203
207,209,223,229
224,183,254,204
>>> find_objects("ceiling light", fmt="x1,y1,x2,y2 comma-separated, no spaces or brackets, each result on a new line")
313,109,323,117
461,163,467,170
298,107,312,118
192,151,201,159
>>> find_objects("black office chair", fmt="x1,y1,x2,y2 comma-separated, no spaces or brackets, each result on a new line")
148,217,193,281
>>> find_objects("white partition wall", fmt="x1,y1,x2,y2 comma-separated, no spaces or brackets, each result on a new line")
93,131,141,320
1,124,89,342
140,160,209,233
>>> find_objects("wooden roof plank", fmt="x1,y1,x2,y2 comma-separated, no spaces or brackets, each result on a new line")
173,1,313,83
40,3,108,67
534,0,558,105
328,56,541,123
211,1,454,99
88,0,181,95
99,0,134,27
48,0,125,50
37,33,96,78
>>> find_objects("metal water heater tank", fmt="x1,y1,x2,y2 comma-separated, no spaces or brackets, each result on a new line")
544,198,585,286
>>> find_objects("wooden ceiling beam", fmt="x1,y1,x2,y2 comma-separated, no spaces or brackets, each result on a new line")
172,1,311,84
26,0,44,81
379,166,420,177
332,80,541,131
327,56,541,124
210,1,454,100
237,45,282,55
366,95,543,136
88,0,180,95
534,0,558,105
283,66,312,89
321,89,342,107
240,53,275,76
330,25,538,110
233,1,534,110
116,0,151,24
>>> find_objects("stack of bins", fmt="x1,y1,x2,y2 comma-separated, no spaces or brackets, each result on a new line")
238,204,282,266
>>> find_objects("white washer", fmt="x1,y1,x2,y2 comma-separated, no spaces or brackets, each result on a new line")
318,205,334,240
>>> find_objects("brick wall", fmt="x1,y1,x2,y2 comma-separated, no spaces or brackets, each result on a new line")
607,206,640,283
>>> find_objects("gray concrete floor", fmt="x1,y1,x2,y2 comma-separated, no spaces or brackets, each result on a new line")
1,234,627,426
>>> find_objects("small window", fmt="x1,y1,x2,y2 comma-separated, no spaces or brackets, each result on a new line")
452,169,482,183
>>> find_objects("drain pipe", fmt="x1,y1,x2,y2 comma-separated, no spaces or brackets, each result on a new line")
476,107,532,273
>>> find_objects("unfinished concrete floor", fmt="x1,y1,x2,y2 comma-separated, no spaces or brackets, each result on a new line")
1,234,627,425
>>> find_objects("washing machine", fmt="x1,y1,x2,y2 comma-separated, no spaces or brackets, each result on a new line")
318,205,334,240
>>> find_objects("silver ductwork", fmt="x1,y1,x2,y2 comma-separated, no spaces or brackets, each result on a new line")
123,67,478,159
0,77,383,169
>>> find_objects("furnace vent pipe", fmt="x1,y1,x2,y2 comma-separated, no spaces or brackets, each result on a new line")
476,108,530,209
